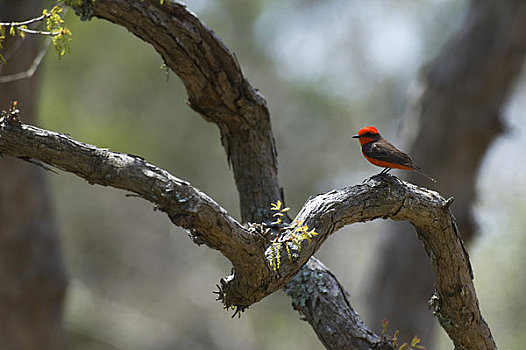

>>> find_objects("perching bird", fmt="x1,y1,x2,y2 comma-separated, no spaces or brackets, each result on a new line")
353,126,436,182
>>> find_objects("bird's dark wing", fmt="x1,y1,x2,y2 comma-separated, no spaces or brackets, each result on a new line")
362,139,420,169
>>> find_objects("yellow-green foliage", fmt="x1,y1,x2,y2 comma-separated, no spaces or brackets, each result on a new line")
0,5,72,63
270,200,290,225
45,6,72,59
381,319,426,350
268,201,319,271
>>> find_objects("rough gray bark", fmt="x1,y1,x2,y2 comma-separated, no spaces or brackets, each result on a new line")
0,1,67,349
1,0,503,348
0,116,496,349
286,257,395,350
84,0,281,224
73,1,373,345
367,0,526,342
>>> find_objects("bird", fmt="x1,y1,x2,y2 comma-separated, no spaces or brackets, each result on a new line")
352,126,436,182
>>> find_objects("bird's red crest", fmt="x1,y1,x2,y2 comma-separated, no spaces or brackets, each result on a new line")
358,126,379,136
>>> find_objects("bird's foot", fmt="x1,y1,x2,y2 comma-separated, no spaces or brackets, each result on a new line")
366,172,397,183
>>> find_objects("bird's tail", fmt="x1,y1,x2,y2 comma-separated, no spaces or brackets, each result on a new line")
414,168,436,183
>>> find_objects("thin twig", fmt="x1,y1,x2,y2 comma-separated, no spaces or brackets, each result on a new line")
16,27,60,36
0,12,51,28
0,37,51,83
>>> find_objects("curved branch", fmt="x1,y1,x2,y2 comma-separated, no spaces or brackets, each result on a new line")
368,0,526,339
0,115,495,349
87,0,281,223
284,181,494,349
0,117,251,264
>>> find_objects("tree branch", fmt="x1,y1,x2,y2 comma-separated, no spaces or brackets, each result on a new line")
0,117,250,264
0,114,495,348
68,1,383,348
0,37,51,83
368,0,526,339
86,0,281,223
286,257,395,350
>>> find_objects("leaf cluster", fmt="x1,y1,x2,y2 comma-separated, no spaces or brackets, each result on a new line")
0,5,72,63
268,201,319,271
381,319,426,350
44,6,72,59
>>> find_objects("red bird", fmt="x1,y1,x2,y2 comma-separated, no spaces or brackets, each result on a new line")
353,126,435,182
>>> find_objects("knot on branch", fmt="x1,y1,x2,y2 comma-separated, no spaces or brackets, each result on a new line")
213,277,248,318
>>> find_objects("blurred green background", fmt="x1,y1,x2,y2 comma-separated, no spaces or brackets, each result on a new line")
32,0,526,349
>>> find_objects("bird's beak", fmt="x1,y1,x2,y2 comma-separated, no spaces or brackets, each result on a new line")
352,134,359,139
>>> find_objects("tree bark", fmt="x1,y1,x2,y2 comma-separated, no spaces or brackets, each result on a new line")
72,1,373,346
367,0,526,342
286,257,395,350
82,0,282,224
0,1,67,349
0,118,497,349
1,1,503,348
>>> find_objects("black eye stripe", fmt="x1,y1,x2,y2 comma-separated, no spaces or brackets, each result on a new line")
360,132,377,138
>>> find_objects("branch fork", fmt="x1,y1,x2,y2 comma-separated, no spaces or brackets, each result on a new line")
0,112,495,348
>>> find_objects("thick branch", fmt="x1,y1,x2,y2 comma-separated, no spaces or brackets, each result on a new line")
0,117,495,349
86,0,281,223
286,257,395,350
69,2,374,347
368,0,526,339
264,176,495,349
0,118,252,265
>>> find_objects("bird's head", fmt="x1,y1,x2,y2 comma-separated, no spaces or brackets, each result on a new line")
353,126,381,145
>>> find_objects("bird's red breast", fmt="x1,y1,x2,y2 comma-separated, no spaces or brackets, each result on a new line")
352,126,436,182
353,126,419,171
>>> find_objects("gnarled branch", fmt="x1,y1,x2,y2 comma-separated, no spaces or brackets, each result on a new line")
0,115,495,349
87,0,281,223
286,257,396,350
70,1,375,348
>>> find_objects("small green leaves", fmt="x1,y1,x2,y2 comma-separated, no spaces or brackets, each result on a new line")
268,242,281,271
0,5,72,64
406,336,426,350
398,336,426,350
271,200,290,225
18,25,27,39
51,27,72,59
46,6,72,59
381,319,426,350
267,201,319,271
